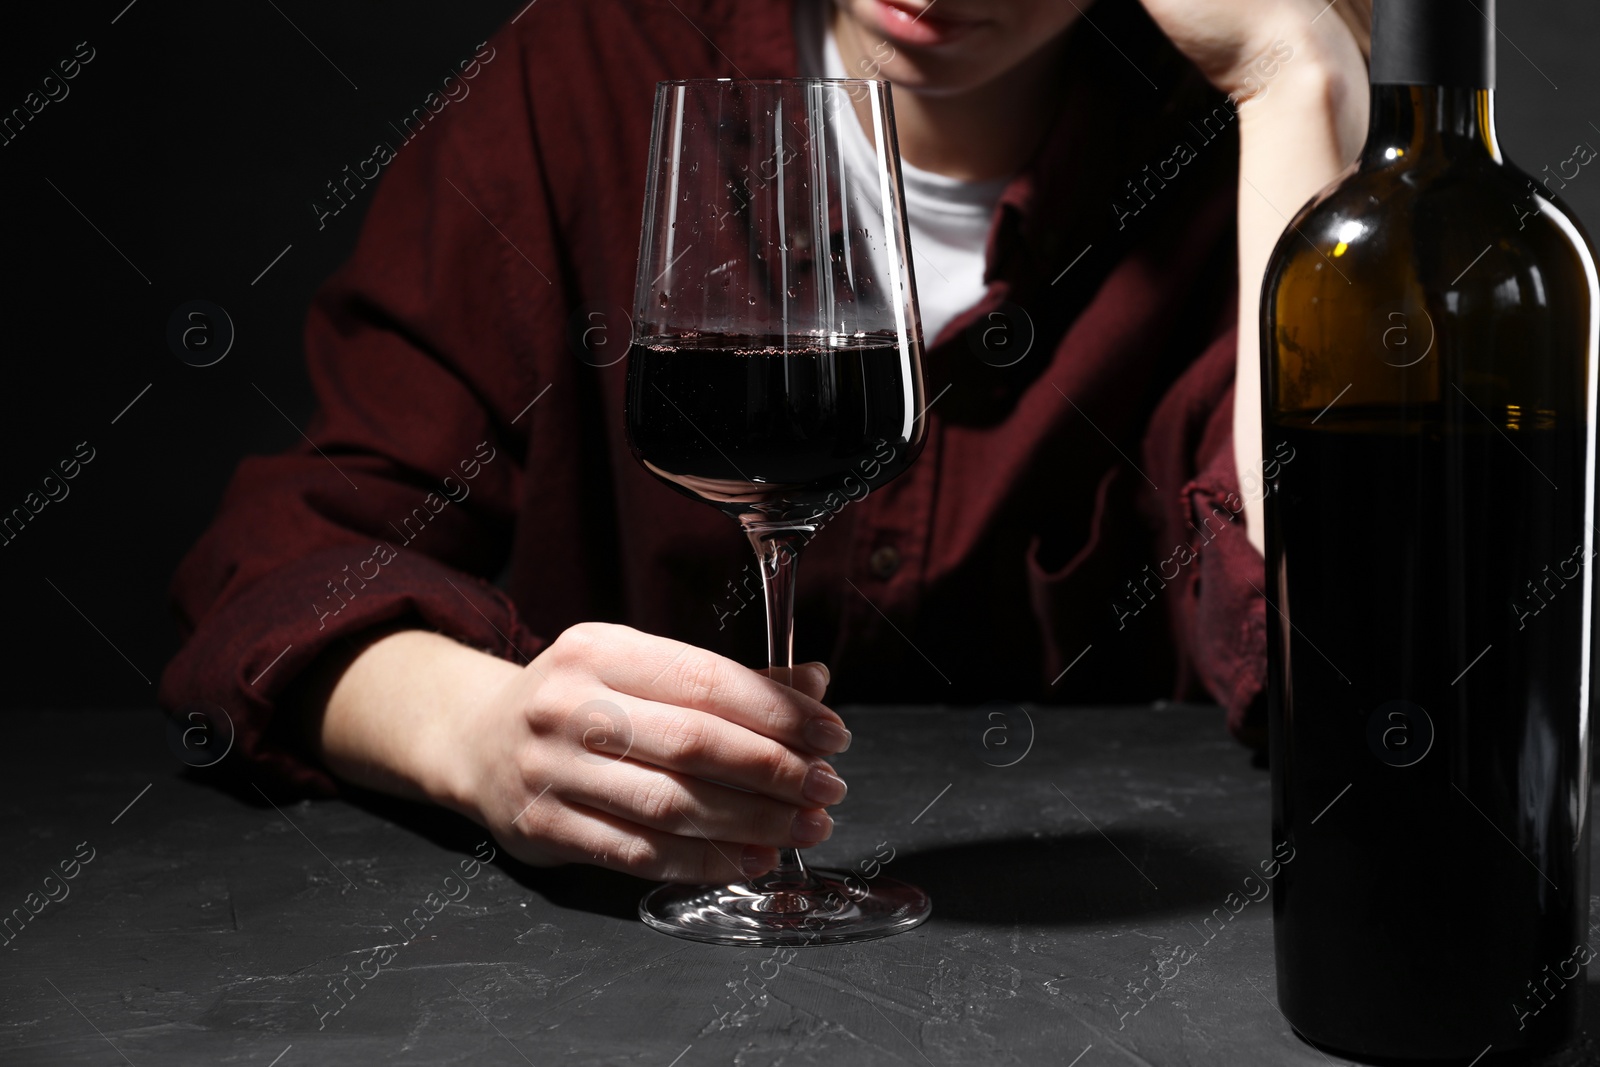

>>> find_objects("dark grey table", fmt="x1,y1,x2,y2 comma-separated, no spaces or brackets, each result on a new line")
3,706,1597,1066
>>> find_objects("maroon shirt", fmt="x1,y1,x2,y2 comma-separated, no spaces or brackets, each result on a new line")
161,0,1267,795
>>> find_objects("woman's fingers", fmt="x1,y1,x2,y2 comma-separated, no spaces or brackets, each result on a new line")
757,661,831,703
509,797,780,884
578,694,849,809
554,755,834,848
757,662,845,751
545,623,849,754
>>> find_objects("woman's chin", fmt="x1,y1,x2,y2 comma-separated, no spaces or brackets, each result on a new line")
874,61,994,99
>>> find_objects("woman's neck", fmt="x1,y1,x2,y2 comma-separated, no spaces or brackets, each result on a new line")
829,9,1070,182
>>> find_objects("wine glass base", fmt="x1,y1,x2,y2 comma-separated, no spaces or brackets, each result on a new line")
639,869,931,946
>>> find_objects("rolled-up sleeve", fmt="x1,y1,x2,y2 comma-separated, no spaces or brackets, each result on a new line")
1144,323,1268,746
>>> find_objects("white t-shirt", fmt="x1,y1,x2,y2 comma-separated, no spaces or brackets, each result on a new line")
795,0,1008,345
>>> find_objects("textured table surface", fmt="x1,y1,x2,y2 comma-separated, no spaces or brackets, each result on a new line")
2,706,1597,1066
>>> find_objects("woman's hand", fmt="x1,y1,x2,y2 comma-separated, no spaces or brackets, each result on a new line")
1135,0,1372,558
1133,0,1369,104
306,626,850,883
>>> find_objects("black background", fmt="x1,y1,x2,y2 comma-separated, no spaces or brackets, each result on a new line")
2,0,1597,711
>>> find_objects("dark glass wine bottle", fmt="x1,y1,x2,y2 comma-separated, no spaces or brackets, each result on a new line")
1262,0,1598,1059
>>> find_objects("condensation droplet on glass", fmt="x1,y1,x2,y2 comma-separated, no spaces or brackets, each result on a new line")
659,292,669,308
786,287,798,299
747,296,756,305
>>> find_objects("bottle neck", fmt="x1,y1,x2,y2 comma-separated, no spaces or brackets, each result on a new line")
1361,85,1501,167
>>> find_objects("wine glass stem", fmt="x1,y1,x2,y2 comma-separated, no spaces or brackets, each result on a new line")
747,523,814,891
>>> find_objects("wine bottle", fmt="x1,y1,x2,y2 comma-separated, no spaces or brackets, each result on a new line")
1261,0,1599,1059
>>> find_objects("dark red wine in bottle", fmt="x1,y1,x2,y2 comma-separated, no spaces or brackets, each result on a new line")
623,333,926,523
1261,0,1598,1059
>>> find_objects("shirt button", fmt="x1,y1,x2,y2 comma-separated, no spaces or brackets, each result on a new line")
868,545,901,580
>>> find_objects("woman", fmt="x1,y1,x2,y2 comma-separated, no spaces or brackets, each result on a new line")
163,0,1371,882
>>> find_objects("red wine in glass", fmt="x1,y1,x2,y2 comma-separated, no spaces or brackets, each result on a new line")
626,333,922,522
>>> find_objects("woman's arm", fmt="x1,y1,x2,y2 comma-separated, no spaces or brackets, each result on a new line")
163,9,854,881
1135,0,1372,555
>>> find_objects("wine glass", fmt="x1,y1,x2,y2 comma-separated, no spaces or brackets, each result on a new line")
623,78,931,945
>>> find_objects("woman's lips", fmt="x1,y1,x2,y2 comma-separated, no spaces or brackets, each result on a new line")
870,0,982,47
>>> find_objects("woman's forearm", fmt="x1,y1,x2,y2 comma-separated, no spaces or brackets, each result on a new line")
288,629,522,809
1233,30,1369,556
